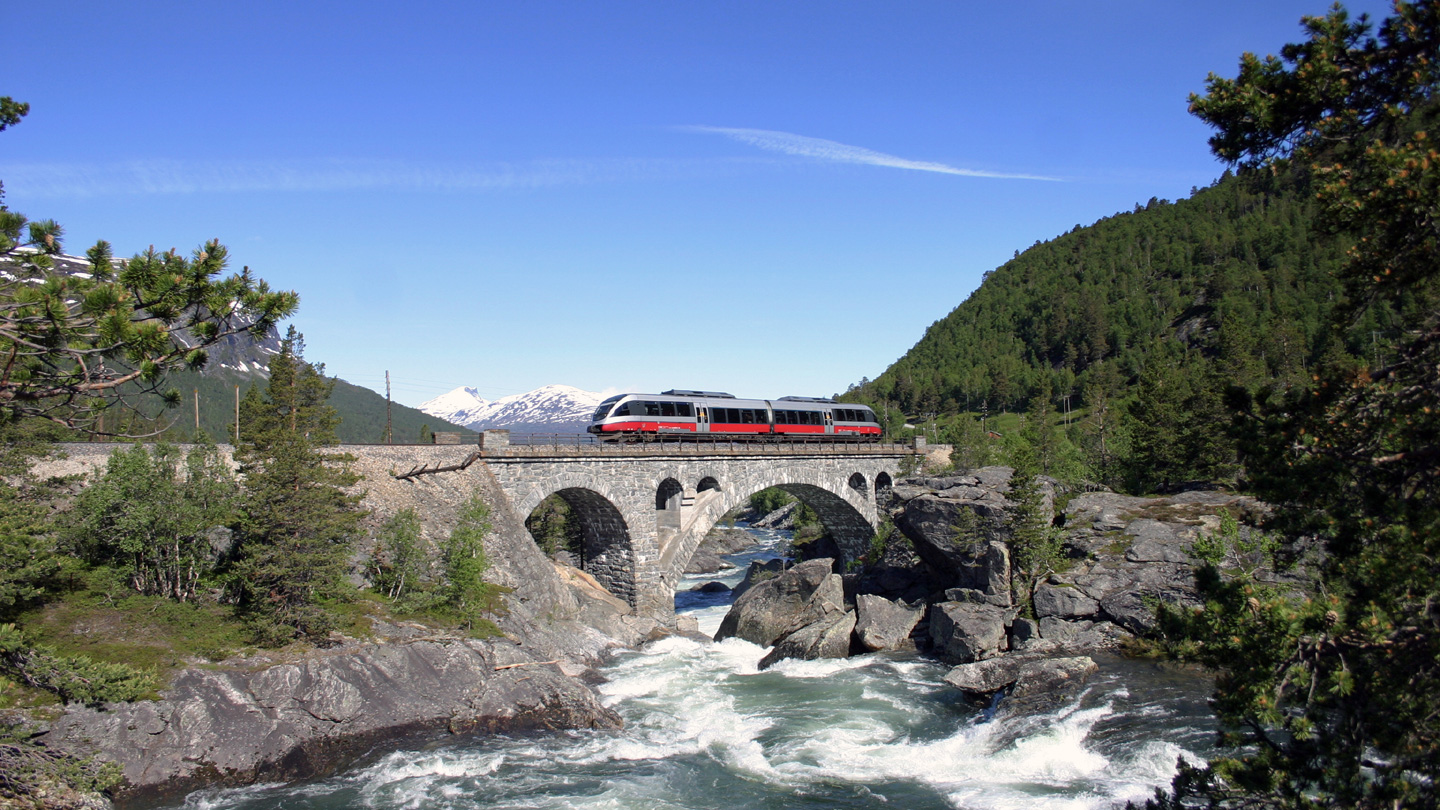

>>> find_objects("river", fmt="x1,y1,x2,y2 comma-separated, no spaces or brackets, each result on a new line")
171,527,1216,810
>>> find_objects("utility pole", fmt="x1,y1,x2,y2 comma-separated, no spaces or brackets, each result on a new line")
194,388,200,434
234,384,240,446
383,370,393,444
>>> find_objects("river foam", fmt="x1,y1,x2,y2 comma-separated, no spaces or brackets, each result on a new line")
172,523,1213,810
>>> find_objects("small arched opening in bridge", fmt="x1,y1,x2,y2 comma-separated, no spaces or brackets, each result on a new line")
848,472,868,496
523,488,638,606
657,477,684,510
697,476,720,494
875,472,894,509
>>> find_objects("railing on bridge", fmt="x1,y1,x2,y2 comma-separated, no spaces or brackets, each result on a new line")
483,432,918,457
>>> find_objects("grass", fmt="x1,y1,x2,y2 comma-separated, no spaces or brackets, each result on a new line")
17,587,255,679
3,566,514,710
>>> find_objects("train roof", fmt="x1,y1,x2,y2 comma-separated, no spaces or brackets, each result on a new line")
662,389,735,398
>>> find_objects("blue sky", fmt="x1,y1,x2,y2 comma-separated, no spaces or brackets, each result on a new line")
3,1,1394,407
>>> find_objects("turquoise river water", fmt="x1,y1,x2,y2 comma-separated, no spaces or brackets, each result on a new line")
168,527,1216,810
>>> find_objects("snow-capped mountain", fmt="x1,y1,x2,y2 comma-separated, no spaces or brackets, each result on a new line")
418,386,491,427
420,384,603,433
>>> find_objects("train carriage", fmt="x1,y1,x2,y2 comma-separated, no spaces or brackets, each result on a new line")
588,390,881,441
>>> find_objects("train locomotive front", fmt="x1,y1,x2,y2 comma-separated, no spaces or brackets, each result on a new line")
587,390,881,441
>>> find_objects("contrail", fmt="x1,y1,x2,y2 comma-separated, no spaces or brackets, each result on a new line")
681,126,1059,181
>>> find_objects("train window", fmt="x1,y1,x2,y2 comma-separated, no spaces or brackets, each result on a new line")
741,410,754,424
611,402,630,417
644,402,661,417
677,403,693,417
778,411,792,425
660,402,676,417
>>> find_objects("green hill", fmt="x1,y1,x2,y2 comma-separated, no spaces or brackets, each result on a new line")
842,170,1414,490
847,170,1399,419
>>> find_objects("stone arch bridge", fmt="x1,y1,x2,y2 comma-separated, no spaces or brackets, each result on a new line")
479,439,914,616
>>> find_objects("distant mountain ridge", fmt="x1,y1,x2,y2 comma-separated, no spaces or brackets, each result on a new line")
420,385,603,433
10,250,460,443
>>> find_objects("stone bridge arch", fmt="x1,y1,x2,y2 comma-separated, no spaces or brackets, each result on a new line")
509,473,639,607
656,461,884,595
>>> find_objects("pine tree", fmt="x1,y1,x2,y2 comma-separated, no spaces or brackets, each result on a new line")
232,328,363,643
1154,4,1440,806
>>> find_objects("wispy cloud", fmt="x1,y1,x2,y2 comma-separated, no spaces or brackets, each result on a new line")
680,126,1059,181
0,157,720,198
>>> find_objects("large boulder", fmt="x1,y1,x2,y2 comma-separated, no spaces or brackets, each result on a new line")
730,558,785,601
699,527,759,555
942,655,1098,712
684,550,735,574
751,502,799,529
928,601,1012,664
714,559,844,647
854,594,923,652
1033,583,1100,619
758,610,857,670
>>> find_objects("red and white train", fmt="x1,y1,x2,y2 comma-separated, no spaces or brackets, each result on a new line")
588,390,882,441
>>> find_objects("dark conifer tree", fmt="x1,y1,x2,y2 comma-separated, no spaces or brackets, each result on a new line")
232,328,363,642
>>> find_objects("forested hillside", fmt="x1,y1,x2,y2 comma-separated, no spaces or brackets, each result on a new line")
848,170,1397,421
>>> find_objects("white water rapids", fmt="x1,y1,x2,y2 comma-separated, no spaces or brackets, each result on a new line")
172,527,1215,810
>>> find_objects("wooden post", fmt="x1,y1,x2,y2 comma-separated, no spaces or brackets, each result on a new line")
194,388,200,433
234,384,240,445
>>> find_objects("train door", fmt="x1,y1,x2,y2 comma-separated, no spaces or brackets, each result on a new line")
824,410,833,434
697,406,710,434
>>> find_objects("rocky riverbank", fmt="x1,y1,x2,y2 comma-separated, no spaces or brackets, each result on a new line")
715,467,1272,708
21,445,666,808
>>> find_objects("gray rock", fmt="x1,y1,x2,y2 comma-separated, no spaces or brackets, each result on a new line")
1039,616,1094,641
894,496,1013,595
751,502,799,529
936,485,991,501
699,527,758,555
1124,539,1191,564
944,585,1012,607
684,551,735,574
1100,589,1197,635
942,655,1098,708
693,581,731,593
758,610,857,669
888,484,935,502
43,639,620,805
1033,584,1100,619
730,558,785,601
1071,569,1131,600
854,595,923,652
970,467,1016,489
1009,618,1040,643
714,559,844,647
929,601,1011,664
